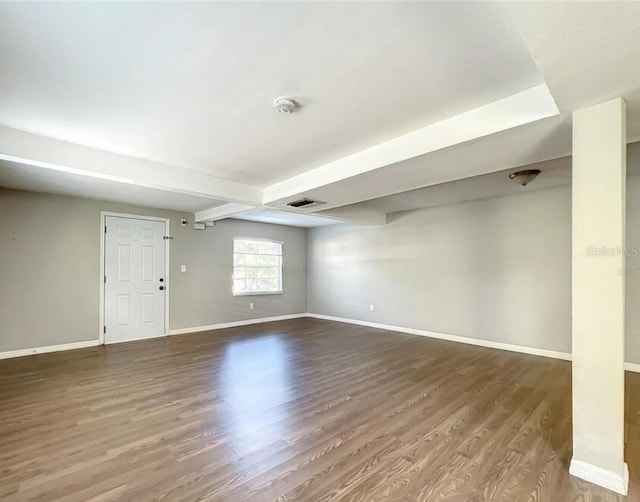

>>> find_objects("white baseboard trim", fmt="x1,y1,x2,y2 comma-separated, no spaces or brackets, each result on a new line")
308,314,640,370
624,362,640,373
4,315,640,371
0,340,100,360
308,313,574,361
168,313,309,336
569,458,629,495
104,332,171,345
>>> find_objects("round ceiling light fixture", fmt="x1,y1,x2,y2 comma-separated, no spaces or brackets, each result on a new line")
509,169,541,187
273,97,297,115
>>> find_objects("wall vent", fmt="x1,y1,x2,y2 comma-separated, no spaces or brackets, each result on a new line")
286,198,326,209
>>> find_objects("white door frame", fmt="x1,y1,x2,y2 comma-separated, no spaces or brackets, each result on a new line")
99,211,171,344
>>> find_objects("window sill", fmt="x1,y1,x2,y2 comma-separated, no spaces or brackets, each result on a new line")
233,291,284,297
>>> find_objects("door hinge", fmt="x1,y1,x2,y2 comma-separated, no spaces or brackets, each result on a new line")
163,236,174,240
103,326,106,334
105,225,107,234
104,275,106,284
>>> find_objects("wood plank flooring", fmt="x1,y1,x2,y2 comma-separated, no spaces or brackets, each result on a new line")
1,318,638,501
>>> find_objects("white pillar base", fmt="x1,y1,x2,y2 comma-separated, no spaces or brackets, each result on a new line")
569,458,629,495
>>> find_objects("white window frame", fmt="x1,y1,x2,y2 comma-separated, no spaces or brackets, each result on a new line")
232,237,284,296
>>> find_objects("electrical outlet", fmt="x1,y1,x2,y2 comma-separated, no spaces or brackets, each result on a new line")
180,265,186,273
249,302,254,310
369,304,375,312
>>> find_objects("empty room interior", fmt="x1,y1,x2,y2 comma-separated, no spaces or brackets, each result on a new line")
2,2,640,501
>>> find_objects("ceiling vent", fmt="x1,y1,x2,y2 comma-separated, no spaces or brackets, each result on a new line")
286,198,325,209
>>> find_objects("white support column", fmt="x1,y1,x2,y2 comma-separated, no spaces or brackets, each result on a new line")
570,98,628,495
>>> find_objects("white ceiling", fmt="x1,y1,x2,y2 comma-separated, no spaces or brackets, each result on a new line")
504,2,640,113
0,2,542,187
352,157,572,215
0,2,639,227
298,113,572,214
349,141,640,216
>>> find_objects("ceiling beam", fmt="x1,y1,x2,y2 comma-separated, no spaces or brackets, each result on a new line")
315,206,387,226
195,202,387,226
0,85,564,229
262,84,560,205
0,126,262,205
280,113,572,213
194,203,257,223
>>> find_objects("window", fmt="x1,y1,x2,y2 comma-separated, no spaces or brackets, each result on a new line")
233,238,283,295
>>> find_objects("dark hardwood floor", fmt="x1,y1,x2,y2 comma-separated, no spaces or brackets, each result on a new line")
1,318,638,501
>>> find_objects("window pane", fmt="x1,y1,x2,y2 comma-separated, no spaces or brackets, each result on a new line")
261,255,278,266
254,241,269,253
254,255,273,266
234,239,281,254
234,239,248,253
233,238,282,294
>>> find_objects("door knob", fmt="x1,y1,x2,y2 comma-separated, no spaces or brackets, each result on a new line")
159,286,165,291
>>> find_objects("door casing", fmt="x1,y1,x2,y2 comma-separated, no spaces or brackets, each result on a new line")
99,211,170,344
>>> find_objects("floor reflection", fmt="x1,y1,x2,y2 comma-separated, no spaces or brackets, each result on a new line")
218,334,292,456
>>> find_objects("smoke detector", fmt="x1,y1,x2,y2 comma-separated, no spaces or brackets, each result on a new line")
509,169,541,187
274,97,297,115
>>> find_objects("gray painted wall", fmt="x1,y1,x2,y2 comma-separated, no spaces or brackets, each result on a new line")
0,188,307,352
625,176,640,365
308,178,640,364
308,185,574,354
5,178,640,363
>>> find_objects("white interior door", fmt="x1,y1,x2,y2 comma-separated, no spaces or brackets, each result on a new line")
104,216,166,343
